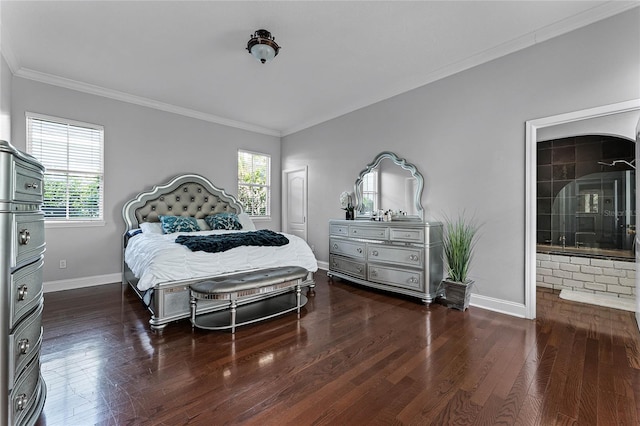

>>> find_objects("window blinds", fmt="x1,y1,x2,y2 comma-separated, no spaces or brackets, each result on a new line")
26,113,104,221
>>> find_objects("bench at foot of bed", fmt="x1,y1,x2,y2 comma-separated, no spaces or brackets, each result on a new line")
189,266,309,333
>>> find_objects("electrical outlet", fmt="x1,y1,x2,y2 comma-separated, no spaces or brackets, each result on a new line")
59,259,67,269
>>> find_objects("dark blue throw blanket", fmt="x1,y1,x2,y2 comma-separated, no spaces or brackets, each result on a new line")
175,230,289,253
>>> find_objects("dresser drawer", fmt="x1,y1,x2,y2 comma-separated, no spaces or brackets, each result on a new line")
368,265,423,290
13,212,45,268
390,228,424,243
329,224,349,236
9,303,43,387
9,356,43,426
14,160,44,204
349,225,388,240
330,255,366,279
330,238,365,259
368,244,423,267
10,257,44,329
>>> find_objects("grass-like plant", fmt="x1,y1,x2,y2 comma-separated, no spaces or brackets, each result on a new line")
442,213,479,284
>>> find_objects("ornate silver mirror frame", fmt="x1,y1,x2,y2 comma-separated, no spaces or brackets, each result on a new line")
354,151,424,221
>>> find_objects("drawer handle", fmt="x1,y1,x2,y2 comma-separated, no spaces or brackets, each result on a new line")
19,229,31,245
353,230,357,234
370,269,377,277
18,338,30,354
15,393,28,411
356,248,363,254
25,182,39,190
371,250,378,256
409,254,419,261
356,267,363,273
408,277,418,284
17,285,28,301
332,244,338,249
405,233,411,237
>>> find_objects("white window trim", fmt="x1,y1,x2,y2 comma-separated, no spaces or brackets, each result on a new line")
26,112,105,226
45,220,106,229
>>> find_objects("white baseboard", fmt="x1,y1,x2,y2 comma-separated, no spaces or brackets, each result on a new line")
319,262,525,318
44,273,122,293
44,268,527,320
469,293,527,318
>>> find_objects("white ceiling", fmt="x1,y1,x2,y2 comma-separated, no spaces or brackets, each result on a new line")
1,1,637,137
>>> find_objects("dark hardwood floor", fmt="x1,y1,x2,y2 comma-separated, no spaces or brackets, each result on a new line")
35,273,640,425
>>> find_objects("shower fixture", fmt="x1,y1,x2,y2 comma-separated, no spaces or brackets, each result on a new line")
597,159,636,169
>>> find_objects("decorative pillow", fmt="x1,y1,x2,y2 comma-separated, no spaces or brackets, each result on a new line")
140,222,164,234
158,215,201,234
238,212,257,231
205,212,242,230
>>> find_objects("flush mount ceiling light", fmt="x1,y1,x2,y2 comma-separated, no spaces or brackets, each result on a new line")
246,29,280,64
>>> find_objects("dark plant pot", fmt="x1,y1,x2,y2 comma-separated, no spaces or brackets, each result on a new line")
345,210,354,220
442,279,474,311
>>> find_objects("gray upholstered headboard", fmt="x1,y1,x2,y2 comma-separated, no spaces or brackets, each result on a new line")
122,174,244,232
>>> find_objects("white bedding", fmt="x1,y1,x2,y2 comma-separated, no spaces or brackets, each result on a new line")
125,229,319,291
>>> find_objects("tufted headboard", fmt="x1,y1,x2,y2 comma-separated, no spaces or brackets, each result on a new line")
122,174,244,233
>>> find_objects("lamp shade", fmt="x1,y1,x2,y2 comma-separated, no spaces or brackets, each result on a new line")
247,29,280,64
250,43,276,63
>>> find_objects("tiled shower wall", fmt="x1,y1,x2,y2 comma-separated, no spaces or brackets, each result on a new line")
537,135,635,248
536,252,636,300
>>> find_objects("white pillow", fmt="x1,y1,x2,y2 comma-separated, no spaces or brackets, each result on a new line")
238,212,257,230
139,222,163,234
196,218,211,230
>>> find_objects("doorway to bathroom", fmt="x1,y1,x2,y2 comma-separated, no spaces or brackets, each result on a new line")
525,100,640,321
535,135,636,308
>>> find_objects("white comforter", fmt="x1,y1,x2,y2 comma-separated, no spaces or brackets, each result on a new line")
125,229,319,291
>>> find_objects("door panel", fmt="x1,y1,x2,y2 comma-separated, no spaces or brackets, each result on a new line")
283,167,307,241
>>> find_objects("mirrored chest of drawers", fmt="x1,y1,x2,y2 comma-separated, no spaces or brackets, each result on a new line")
328,219,444,304
0,141,46,425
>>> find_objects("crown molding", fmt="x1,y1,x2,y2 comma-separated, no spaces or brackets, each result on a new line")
6,2,638,139
0,41,19,74
282,2,640,136
13,67,282,137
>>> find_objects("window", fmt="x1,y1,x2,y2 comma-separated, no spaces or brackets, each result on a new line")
238,150,270,217
26,113,104,224
361,170,379,214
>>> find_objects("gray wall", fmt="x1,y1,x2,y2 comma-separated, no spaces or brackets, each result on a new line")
281,9,640,305
11,78,281,283
0,54,10,140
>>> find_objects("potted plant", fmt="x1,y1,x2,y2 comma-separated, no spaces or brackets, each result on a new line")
441,213,479,311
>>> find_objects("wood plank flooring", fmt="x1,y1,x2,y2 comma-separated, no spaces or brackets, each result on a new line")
34,274,640,425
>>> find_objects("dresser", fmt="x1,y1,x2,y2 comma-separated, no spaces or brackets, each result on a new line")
0,141,46,425
328,219,444,303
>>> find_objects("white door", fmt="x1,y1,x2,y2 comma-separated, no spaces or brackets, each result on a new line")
283,167,308,241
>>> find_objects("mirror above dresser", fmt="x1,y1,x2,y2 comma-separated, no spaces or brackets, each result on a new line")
354,151,424,222
329,151,443,304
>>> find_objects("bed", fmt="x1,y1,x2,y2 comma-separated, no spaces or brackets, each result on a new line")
121,173,318,331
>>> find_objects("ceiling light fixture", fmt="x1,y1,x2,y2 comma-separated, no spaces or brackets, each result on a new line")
246,29,280,64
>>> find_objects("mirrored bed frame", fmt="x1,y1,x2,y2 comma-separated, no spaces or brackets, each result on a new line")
121,174,315,331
